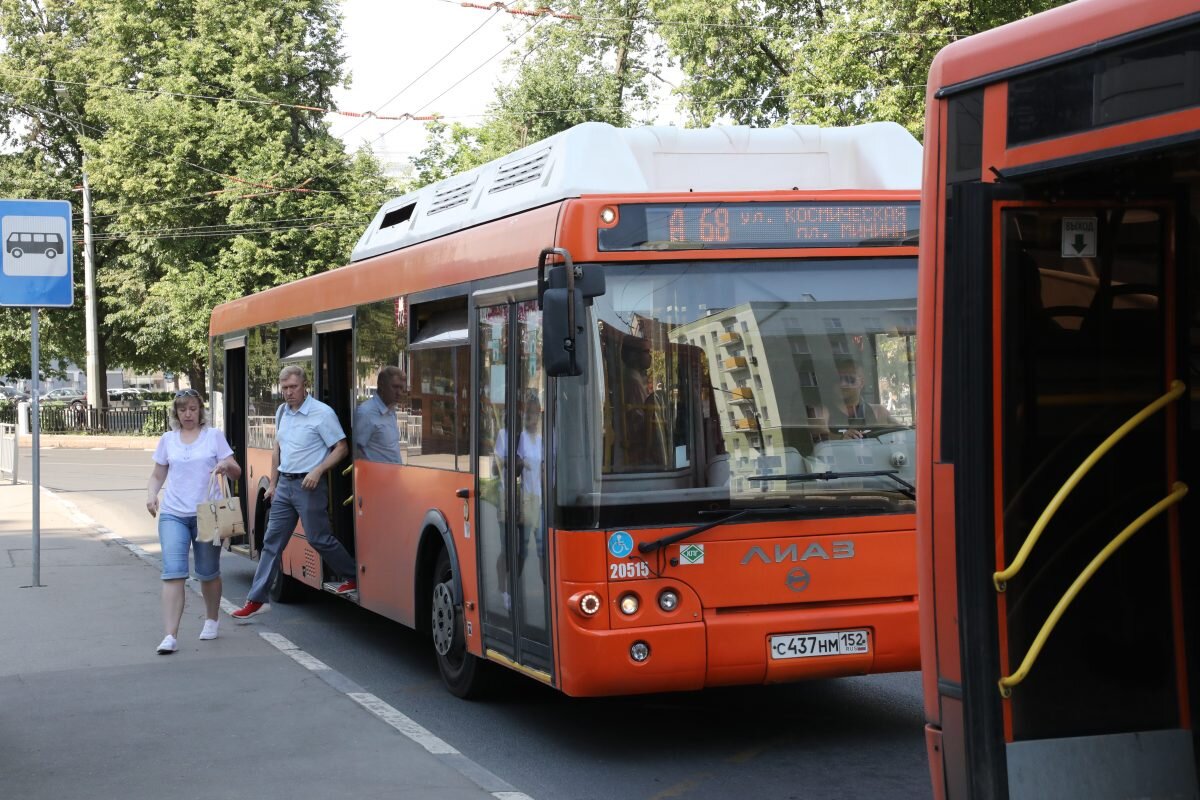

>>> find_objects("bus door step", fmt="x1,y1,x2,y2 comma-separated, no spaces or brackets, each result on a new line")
322,581,360,602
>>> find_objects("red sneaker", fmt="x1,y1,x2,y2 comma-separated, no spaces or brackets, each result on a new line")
334,580,357,595
231,600,266,619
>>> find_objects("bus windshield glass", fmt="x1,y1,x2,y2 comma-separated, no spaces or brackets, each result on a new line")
555,258,917,529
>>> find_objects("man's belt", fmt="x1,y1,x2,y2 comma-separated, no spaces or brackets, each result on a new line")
279,471,307,480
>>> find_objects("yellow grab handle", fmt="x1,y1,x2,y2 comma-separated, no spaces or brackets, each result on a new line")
998,482,1188,697
995,380,1185,591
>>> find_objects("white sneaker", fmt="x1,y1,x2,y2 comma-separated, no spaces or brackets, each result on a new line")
156,634,178,655
199,619,219,640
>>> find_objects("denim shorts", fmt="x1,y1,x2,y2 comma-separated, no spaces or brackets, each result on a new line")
158,513,221,581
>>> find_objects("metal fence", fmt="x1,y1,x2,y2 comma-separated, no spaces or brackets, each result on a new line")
0,403,167,436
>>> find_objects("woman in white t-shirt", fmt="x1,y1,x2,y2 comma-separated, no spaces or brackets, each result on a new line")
146,389,241,655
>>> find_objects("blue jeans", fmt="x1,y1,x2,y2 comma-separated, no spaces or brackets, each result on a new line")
159,513,221,581
246,476,356,603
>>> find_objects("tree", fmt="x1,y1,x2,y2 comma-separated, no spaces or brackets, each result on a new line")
411,0,664,188
652,0,1071,136
0,0,391,390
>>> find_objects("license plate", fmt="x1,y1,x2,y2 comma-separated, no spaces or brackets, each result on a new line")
769,629,870,660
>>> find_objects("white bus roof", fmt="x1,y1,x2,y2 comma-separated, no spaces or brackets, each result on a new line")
350,121,921,262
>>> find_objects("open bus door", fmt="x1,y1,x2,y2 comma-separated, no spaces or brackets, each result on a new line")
221,338,249,552
979,189,1195,796
316,319,358,586
474,296,553,682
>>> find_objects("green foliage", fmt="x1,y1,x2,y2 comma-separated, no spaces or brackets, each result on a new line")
411,0,664,188
0,0,391,387
653,0,1071,137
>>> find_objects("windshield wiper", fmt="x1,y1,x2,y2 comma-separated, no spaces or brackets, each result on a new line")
638,505,801,554
748,470,916,500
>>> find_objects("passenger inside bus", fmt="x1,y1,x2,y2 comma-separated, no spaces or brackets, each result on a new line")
618,336,669,469
354,365,406,463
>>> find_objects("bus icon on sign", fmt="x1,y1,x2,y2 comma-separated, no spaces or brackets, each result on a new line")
2,215,69,278
7,231,64,259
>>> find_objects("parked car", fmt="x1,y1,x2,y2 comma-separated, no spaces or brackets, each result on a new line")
40,388,87,408
0,386,30,403
108,388,141,402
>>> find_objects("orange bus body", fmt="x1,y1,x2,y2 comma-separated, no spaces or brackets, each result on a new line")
213,150,923,697
920,1,1200,796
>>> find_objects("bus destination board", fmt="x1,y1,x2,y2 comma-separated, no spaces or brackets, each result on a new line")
597,202,919,251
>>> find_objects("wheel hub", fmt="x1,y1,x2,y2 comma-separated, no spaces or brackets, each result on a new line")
432,581,456,656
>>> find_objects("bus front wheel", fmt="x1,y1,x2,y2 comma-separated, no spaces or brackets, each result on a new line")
9,248,21,258
431,547,489,698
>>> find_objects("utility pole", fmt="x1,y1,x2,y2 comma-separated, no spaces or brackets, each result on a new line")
55,87,105,411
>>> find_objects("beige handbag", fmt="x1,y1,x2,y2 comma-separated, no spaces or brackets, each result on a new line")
196,472,244,544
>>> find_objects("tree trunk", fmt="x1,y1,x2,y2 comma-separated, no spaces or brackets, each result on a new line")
188,359,207,399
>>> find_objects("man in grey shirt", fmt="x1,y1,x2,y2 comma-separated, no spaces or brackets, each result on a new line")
232,365,357,619
354,366,406,464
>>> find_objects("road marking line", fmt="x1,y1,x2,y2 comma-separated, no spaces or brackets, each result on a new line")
259,632,331,671
493,794,537,800
348,692,460,754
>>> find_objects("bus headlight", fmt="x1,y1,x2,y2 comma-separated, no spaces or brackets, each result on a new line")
630,641,650,662
569,591,602,618
658,589,679,612
600,206,617,224
618,593,640,615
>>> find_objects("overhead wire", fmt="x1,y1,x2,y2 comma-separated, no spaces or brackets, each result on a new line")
334,1,509,141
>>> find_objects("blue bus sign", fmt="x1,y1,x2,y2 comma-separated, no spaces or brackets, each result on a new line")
0,199,74,308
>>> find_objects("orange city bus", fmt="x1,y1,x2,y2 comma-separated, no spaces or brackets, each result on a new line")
918,0,1200,797
209,121,924,698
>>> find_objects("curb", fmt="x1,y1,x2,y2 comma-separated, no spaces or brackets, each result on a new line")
18,434,154,450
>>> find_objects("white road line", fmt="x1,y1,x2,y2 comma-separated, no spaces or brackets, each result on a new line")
259,632,331,671
347,692,460,755
493,794,537,800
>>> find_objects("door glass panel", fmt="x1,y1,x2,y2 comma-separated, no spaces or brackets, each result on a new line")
513,300,549,653
477,305,512,640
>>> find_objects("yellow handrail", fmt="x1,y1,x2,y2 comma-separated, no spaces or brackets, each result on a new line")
994,380,1185,591
998,482,1188,697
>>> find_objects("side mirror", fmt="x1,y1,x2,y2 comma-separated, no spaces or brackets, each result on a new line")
537,248,604,378
543,287,585,377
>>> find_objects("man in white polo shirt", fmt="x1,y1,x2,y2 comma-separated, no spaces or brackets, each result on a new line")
353,365,406,464
232,365,356,619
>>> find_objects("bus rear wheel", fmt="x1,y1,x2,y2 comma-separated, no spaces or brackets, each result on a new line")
431,547,489,698
44,248,56,259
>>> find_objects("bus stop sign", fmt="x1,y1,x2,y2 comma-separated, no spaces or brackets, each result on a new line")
0,199,74,308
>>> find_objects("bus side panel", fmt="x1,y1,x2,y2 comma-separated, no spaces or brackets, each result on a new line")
354,463,474,634
932,464,961,686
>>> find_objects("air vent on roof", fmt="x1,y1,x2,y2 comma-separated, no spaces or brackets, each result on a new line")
380,202,416,229
489,148,550,193
428,177,478,215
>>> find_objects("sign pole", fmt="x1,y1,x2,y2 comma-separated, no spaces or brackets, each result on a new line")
0,197,74,589
30,306,41,588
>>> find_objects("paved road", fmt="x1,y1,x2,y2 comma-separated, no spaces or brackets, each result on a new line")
16,446,932,800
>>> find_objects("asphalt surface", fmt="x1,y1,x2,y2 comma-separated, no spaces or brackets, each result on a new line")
14,445,932,800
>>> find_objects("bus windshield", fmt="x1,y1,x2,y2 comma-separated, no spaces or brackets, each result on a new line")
555,258,917,529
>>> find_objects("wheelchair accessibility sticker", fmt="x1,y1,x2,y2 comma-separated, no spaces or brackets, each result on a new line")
608,531,634,558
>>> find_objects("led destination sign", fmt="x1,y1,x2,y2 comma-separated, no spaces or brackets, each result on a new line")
597,202,919,251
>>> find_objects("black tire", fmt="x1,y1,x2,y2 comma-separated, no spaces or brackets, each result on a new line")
69,399,84,411
268,567,306,604
432,548,490,698
9,248,21,258
44,248,56,259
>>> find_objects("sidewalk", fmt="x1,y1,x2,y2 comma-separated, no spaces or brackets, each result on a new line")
0,483,506,800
